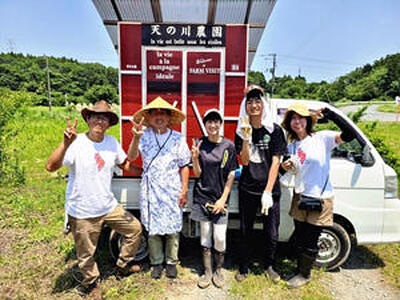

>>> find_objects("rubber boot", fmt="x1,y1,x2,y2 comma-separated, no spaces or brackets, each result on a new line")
212,250,225,288
288,251,317,288
198,247,212,288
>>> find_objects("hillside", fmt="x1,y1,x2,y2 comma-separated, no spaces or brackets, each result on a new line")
249,53,400,103
0,52,118,105
1,52,399,105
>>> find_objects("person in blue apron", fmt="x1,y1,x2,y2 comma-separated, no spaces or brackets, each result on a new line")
127,97,191,279
190,109,239,288
234,85,287,282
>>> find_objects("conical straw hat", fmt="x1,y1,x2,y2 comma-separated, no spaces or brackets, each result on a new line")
133,97,185,127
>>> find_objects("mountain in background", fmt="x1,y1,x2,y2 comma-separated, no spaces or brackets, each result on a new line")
249,53,400,103
1,52,399,105
0,52,118,105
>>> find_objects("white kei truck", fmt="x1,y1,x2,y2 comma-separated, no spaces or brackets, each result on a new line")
105,22,400,270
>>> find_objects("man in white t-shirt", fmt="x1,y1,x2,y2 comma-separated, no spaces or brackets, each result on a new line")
46,100,142,298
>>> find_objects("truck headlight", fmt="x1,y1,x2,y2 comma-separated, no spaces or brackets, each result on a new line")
384,175,398,198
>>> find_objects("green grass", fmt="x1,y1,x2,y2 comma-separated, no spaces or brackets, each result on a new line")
376,103,399,113
0,106,399,299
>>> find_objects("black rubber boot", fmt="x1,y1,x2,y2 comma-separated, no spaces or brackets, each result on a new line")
288,250,317,288
198,247,212,288
212,250,225,288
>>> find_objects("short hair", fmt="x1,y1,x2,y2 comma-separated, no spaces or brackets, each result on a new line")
246,89,263,102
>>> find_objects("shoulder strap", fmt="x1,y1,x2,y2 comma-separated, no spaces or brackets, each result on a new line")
144,129,173,174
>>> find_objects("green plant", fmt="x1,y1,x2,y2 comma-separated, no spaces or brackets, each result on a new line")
0,88,34,186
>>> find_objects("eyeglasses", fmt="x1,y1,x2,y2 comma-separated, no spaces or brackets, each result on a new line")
89,114,110,123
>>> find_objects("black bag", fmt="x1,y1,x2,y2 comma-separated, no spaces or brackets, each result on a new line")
298,195,323,212
298,176,328,212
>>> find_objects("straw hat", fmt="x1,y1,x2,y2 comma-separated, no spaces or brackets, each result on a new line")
133,96,185,127
81,100,119,126
281,102,318,130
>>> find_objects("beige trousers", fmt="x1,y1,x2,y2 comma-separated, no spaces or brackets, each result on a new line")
69,204,142,286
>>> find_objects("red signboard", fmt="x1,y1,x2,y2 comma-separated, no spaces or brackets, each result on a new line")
147,50,182,82
119,23,248,176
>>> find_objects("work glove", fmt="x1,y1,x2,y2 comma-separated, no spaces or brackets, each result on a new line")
261,191,273,215
240,116,252,141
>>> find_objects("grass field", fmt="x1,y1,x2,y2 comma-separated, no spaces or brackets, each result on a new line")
0,106,399,299
377,103,400,113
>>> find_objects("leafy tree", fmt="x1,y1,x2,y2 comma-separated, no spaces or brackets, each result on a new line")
84,84,118,104
0,52,119,105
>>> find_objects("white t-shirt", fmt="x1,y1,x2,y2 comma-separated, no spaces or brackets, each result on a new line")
287,131,338,198
395,96,400,105
63,133,127,218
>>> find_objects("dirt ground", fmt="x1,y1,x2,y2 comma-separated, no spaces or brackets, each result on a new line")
323,246,400,300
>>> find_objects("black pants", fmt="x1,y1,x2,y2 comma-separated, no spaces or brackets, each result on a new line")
238,189,280,271
292,220,322,255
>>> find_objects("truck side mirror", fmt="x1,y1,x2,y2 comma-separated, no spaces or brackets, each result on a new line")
355,145,374,166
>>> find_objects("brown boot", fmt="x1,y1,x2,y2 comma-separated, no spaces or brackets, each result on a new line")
117,263,143,278
212,250,225,288
84,281,103,300
198,247,212,288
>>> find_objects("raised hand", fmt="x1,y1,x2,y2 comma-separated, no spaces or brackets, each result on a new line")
240,116,252,141
64,117,78,146
131,116,144,137
191,138,203,159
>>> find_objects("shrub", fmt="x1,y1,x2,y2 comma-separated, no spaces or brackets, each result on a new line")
0,88,34,186
350,105,400,176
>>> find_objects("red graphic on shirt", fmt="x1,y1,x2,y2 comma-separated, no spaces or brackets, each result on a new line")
95,153,105,171
297,148,306,165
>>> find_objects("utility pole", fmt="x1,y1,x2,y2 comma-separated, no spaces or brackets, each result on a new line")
269,53,277,97
45,56,52,111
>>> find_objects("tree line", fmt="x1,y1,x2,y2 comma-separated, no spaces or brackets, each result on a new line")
1,52,399,106
249,53,400,103
0,52,118,105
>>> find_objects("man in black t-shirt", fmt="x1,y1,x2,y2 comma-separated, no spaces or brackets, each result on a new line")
234,86,287,282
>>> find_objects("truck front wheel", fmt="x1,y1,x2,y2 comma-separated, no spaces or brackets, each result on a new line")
315,222,351,270
108,229,149,262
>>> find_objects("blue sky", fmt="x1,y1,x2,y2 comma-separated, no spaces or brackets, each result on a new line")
1,0,399,82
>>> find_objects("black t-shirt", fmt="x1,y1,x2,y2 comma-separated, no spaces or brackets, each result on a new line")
235,123,287,195
193,137,239,206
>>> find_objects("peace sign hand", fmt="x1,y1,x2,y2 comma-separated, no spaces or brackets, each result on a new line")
240,116,252,141
191,138,203,159
131,117,144,138
64,117,78,146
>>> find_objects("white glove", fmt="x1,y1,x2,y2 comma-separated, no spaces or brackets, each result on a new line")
261,191,273,215
240,116,252,141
